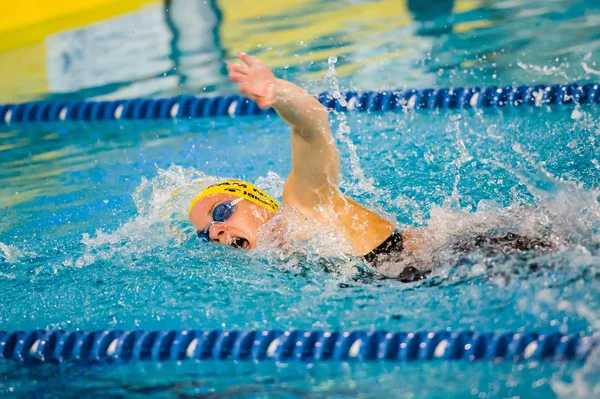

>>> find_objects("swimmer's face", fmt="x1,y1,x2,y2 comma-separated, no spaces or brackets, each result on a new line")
188,193,272,250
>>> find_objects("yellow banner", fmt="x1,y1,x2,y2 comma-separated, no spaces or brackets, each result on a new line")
0,0,157,53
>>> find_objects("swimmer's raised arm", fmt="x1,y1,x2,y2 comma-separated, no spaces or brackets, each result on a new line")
228,53,340,208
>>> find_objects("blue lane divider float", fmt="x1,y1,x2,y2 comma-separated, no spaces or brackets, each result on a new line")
1,83,598,125
0,329,597,365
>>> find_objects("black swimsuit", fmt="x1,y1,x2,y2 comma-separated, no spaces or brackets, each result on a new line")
363,231,430,283
362,230,554,283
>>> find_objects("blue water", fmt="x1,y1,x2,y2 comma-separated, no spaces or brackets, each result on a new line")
2,0,600,397
2,105,599,397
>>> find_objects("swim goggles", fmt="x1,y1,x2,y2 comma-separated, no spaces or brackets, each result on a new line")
196,197,244,242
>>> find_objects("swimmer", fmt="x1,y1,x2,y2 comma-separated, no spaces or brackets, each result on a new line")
188,53,551,282
187,53,428,281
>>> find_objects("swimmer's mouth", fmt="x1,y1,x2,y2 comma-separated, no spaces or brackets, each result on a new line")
231,237,250,250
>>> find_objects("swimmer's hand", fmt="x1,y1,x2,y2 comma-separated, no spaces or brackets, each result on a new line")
228,53,329,133
228,53,277,109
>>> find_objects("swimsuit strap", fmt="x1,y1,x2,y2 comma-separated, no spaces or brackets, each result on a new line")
363,230,404,264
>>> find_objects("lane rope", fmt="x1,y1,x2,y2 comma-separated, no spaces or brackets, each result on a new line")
0,329,596,365
1,83,598,125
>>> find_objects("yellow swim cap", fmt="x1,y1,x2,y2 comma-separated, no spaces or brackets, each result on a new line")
188,179,279,216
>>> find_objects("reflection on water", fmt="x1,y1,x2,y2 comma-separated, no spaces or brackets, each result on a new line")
0,0,599,102
44,0,230,100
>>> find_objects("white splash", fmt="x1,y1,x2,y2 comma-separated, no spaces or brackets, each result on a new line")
325,56,379,197
0,242,24,264
72,164,216,268
552,346,600,398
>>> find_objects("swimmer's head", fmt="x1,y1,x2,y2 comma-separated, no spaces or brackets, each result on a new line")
188,180,279,250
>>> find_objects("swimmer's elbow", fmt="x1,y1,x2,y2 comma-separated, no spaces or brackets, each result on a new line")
291,123,331,142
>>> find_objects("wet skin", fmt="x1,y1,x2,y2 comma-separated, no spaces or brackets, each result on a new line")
189,193,274,250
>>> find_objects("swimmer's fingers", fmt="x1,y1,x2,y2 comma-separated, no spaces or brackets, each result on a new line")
236,52,259,67
229,72,247,83
227,63,249,75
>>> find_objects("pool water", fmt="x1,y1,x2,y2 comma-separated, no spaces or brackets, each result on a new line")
2,0,600,397
1,104,599,397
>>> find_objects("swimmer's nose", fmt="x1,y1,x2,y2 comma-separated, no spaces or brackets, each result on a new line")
209,224,228,244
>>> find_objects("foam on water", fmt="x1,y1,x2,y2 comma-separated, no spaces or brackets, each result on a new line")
69,61,600,286
70,165,210,269
73,147,600,287
0,242,26,265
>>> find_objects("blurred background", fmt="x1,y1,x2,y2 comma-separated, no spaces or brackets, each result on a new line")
0,0,598,103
